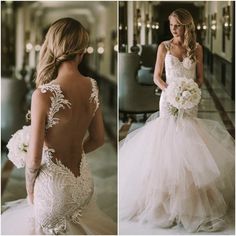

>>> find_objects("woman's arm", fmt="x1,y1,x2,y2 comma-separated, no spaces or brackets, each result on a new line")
83,107,105,154
195,44,204,87
153,42,168,90
26,89,48,204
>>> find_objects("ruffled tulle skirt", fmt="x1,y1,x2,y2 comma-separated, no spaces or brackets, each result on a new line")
1,197,117,235
119,114,235,233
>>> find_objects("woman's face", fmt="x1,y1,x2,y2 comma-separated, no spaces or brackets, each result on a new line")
169,16,185,38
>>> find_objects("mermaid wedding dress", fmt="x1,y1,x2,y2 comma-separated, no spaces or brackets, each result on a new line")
1,78,117,235
119,41,235,233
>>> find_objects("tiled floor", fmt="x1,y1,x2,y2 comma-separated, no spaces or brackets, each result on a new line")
1,133,117,222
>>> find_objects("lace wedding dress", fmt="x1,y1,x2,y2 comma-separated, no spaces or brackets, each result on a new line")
2,78,117,235
119,41,235,233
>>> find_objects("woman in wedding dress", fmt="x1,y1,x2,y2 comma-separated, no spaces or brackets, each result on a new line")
119,8,234,233
2,18,117,235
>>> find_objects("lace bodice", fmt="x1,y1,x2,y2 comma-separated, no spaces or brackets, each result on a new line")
163,40,196,82
34,78,99,234
160,41,198,119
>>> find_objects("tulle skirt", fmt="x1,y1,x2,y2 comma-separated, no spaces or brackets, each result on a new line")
119,114,235,233
1,197,117,235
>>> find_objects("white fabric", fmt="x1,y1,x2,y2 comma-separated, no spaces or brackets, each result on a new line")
2,78,116,235
119,48,235,233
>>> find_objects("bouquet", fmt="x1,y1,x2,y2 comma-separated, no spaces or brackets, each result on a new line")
165,77,201,117
6,125,31,168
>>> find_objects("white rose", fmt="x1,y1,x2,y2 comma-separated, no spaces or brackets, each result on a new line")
182,90,191,99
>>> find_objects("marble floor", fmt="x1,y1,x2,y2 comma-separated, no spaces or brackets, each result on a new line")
119,75,235,235
1,132,117,223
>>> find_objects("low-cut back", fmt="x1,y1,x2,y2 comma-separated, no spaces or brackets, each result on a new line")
40,77,99,177
2,77,117,235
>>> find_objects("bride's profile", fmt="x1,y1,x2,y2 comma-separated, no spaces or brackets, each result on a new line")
2,17,117,235
119,8,234,233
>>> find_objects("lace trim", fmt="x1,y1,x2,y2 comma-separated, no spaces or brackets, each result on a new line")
89,79,100,115
41,208,84,235
39,83,71,129
163,41,171,51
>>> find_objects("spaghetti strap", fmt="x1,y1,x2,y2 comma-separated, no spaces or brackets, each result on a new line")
195,42,199,49
163,40,171,51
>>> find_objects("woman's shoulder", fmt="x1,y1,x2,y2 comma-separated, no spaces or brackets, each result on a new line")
81,76,98,91
32,81,60,104
83,76,96,84
31,88,51,111
195,42,202,49
158,40,172,51
195,42,203,55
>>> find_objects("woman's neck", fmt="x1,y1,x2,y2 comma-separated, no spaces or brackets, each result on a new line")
172,36,184,46
57,60,81,78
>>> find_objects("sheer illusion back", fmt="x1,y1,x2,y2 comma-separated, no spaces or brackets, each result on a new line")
33,77,100,234
2,77,117,235
39,77,99,177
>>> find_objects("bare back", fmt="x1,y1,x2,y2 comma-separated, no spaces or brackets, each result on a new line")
30,75,102,178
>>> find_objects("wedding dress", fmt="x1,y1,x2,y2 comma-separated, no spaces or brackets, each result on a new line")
1,78,117,235
119,41,235,233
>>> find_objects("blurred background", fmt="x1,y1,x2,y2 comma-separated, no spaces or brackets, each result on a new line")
119,1,235,145
1,1,117,222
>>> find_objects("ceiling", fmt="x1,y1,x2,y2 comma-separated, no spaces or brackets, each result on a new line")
25,1,116,29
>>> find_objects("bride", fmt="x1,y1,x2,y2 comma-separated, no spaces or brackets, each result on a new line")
2,18,116,235
119,8,234,233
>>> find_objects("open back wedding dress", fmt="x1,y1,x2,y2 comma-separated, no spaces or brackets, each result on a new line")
119,41,235,233
2,78,117,235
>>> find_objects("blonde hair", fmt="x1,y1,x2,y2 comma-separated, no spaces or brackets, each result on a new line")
36,18,89,87
169,8,196,61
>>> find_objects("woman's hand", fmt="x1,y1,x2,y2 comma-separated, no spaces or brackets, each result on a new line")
162,81,168,91
155,78,168,91
27,192,34,205
196,80,203,88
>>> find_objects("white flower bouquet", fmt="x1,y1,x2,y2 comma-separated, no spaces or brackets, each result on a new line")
6,125,31,168
165,77,201,117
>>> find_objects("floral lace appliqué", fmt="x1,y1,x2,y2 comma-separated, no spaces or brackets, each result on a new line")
35,147,94,235
89,79,100,115
39,83,71,129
